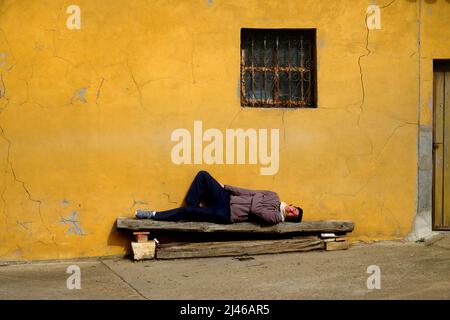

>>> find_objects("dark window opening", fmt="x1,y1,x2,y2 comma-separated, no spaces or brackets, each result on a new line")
240,28,317,108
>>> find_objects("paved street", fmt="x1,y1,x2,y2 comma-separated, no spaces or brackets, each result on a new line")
1,234,449,300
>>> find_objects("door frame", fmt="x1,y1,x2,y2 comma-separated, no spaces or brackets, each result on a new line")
432,59,450,231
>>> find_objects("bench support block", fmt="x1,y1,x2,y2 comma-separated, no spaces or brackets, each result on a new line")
133,231,150,243
325,240,349,251
132,240,156,260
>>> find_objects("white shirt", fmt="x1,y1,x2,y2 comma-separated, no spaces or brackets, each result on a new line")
279,202,287,222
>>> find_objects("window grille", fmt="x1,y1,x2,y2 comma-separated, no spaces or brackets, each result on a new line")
241,29,317,108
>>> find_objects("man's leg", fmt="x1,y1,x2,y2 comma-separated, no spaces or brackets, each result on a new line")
157,171,231,223
137,171,232,223
153,205,230,224
184,170,229,208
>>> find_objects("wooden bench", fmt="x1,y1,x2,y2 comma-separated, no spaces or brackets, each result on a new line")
116,217,355,260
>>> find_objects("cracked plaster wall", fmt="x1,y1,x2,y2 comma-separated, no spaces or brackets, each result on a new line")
0,0,448,261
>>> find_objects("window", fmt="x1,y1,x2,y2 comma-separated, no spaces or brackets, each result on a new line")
240,29,317,108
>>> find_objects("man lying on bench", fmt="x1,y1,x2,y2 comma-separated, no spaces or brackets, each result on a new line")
135,170,303,225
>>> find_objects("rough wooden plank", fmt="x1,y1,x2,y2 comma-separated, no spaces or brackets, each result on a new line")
156,237,325,259
444,71,450,228
436,70,446,229
117,217,355,234
434,71,445,229
326,240,349,251
335,235,347,242
435,71,445,145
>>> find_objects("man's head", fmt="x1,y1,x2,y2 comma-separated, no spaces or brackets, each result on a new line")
284,205,303,222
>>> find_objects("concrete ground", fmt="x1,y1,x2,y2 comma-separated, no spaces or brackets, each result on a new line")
1,233,450,300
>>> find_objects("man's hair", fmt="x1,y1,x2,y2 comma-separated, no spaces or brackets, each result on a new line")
286,206,303,223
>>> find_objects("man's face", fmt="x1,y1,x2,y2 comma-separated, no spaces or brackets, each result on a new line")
285,205,299,219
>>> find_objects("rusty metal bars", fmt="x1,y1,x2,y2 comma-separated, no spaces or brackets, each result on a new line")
241,29,316,108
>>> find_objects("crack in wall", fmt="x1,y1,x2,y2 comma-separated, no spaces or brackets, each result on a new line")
0,68,60,258
162,192,178,205
10,165,60,253
356,11,371,127
1,171,8,233
356,0,398,150
128,197,148,213
16,220,32,231
0,28,15,68
334,120,417,198
0,72,11,230
0,72,5,99
228,107,243,127
126,59,144,108
379,200,402,237
191,35,196,84
380,0,398,10
356,1,399,122
96,77,104,106
52,55,76,68
18,78,30,106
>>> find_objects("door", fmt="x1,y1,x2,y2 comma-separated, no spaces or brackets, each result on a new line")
433,60,450,230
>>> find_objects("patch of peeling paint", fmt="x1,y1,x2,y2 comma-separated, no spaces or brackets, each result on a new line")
71,87,88,104
318,38,325,49
0,52,6,66
129,197,148,212
0,73,5,99
60,211,85,236
17,220,32,231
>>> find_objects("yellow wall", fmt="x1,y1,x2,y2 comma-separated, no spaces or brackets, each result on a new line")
0,0,449,261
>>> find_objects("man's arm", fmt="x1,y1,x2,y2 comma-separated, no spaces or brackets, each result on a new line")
223,185,258,196
251,208,282,224
249,191,283,225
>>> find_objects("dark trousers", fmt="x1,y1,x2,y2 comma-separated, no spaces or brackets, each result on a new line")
153,171,232,224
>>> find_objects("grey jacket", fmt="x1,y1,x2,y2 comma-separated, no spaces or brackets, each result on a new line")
224,185,283,225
